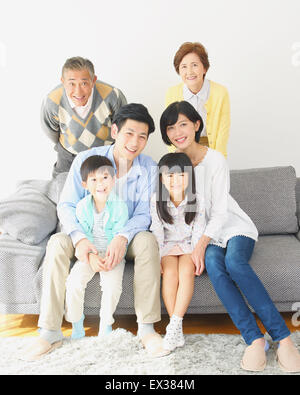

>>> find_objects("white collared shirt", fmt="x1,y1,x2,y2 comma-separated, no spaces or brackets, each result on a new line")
183,79,210,136
66,88,94,119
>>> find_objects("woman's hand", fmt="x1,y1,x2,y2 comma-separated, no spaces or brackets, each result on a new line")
191,235,211,276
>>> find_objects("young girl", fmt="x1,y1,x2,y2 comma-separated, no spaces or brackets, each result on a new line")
150,152,205,352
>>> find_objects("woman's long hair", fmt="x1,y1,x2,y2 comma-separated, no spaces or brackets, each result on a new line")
156,152,197,225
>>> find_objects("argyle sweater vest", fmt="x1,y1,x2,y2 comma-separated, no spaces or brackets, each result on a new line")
41,81,126,154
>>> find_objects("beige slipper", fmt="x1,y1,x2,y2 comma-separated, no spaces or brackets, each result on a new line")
276,343,300,373
141,333,170,358
240,342,267,372
18,337,62,362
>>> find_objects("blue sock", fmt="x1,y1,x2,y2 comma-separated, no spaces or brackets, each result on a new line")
98,322,113,337
137,323,155,339
71,314,85,339
264,340,269,352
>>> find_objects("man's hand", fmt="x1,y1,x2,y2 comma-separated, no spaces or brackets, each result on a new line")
75,238,98,265
191,235,210,276
88,253,108,272
105,235,128,270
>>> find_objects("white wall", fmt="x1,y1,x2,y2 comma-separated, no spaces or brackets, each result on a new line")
0,0,300,200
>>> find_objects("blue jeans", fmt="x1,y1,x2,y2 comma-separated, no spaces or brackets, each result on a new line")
205,236,290,345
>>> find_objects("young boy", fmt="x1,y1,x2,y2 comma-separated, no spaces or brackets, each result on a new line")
64,155,128,338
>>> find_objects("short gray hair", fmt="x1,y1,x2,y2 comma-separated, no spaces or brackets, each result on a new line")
62,57,95,79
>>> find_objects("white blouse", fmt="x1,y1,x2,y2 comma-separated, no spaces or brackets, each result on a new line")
183,79,210,137
150,193,206,258
194,148,258,248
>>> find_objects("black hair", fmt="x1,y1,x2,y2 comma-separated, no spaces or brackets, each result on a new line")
160,101,203,145
156,152,197,225
80,155,115,182
112,103,155,136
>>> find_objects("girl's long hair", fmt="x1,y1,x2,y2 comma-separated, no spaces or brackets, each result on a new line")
156,153,197,225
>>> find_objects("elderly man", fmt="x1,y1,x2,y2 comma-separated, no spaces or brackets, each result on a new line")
41,56,127,176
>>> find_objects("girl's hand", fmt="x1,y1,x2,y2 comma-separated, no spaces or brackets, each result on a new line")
193,252,205,276
191,235,210,276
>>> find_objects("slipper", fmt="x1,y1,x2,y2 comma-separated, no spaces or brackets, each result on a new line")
276,343,300,373
240,342,266,372
141,333,171,358
18,337,62,362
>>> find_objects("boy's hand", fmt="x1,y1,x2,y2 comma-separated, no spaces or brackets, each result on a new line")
88,253,108,272
75,238,98,265
105,235,128,270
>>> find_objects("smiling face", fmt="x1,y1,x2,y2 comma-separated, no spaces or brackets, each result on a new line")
178,52,206,94
82,168,115,204
166,113,201,150
111,119,149,167
161,171,189,203
61,68,97,106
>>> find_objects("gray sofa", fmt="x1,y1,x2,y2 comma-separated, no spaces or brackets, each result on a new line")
1,166,300,316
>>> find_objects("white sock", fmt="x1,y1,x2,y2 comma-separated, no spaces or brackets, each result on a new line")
137,323,155,339
163,315,184,351
168,315,183,332
170,314,183,326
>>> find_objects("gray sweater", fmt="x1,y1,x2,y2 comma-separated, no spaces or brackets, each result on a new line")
41,80,126,154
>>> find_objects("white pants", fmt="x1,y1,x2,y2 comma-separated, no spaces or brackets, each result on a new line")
65,258,125,325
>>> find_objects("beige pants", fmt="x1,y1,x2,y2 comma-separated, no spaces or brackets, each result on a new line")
65,258,125,325
38,231,161,330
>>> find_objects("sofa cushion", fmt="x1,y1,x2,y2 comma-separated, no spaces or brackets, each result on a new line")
0,234,48,305
230,166,298,235
296,178,300,226
0,181,57,245
249,234,300,303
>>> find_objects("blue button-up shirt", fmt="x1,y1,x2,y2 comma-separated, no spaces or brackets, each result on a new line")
57,144,157,245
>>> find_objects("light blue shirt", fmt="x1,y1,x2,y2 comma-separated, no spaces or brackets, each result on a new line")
57,144,157,245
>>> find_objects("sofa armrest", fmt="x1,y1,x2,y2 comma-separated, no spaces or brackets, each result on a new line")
296,178,300,227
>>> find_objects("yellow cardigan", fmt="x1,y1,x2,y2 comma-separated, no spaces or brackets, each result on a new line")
165,80,230,158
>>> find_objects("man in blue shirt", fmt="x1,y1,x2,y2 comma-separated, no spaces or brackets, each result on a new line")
22,103,166,360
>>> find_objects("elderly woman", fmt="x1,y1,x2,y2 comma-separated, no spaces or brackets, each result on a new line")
165,42,230,158
159,100,300,373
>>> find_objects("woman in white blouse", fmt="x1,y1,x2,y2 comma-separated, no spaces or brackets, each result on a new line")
159,100,300,373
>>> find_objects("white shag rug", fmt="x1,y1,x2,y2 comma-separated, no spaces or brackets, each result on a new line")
1,329,300,375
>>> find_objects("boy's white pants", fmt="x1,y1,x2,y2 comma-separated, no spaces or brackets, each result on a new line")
65,258,125,325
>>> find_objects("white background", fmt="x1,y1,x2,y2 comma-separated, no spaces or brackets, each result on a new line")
0,0,300,200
